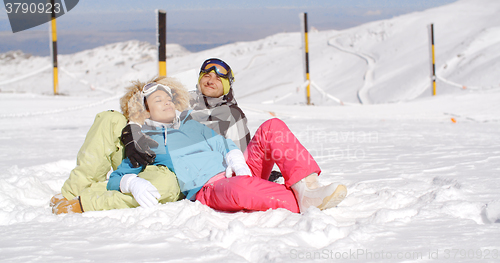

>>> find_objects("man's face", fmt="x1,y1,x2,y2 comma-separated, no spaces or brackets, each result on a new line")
199,71,224,98
146,90,176,123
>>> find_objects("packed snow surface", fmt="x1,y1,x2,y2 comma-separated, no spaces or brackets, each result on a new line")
1,0,500,262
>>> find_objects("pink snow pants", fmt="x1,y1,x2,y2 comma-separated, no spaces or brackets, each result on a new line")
196,118,321,213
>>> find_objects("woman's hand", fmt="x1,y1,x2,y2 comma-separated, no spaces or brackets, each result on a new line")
120,174,161,208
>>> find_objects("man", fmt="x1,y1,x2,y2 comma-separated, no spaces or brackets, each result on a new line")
189,59,282,181
189,58,251,152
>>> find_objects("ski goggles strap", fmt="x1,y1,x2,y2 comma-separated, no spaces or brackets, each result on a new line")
199,58,234,82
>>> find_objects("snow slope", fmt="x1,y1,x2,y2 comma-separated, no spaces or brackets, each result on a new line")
1,0,500,262
0,90,499,262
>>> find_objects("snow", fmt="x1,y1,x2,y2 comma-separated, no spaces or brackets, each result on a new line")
1,0,500,262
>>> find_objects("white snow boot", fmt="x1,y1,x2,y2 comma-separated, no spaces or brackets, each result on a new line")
291,173,347,213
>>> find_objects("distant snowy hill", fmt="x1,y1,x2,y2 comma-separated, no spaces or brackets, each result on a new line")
0,41,190,95
0,0,499,103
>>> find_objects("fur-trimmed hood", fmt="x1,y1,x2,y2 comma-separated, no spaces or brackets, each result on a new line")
120,76,190,120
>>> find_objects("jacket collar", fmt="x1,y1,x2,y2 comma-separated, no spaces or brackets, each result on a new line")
143,113,181,146
144,112,181,130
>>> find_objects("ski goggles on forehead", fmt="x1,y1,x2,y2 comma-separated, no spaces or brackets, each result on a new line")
142,82,172,98
199,58,233,80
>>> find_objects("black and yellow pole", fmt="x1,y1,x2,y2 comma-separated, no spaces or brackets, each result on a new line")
50,0,58,95
302,12,311,105
430,23,436,96
157,9,166,77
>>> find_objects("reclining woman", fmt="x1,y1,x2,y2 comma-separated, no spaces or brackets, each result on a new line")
53,77,347,214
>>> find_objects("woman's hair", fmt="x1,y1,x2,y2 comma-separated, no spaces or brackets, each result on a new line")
120,76,190,119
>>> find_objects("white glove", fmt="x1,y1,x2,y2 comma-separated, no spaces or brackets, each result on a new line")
225,149,252,178
120,174,161,208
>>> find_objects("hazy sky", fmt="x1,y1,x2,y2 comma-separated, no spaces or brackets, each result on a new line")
0,0,458,55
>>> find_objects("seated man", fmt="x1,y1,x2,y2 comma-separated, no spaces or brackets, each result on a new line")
189,58,251,152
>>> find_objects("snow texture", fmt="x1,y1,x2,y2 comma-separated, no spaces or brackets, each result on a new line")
0,0,499,262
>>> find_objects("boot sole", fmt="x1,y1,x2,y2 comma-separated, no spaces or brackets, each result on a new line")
317,184,347,210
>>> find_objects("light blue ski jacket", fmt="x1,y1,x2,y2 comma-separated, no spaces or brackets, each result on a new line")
107,110,238,200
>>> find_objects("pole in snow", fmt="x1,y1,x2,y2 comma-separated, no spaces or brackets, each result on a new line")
157,10,167,77
301,12,311,105
430,23,436,96
50,0,58,95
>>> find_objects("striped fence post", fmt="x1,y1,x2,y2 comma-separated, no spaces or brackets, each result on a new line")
301,12,311,105
50,0,58,94
430,23,436,96
157,10,166,77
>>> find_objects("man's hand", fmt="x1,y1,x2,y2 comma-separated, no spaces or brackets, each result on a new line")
121,123,158,168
